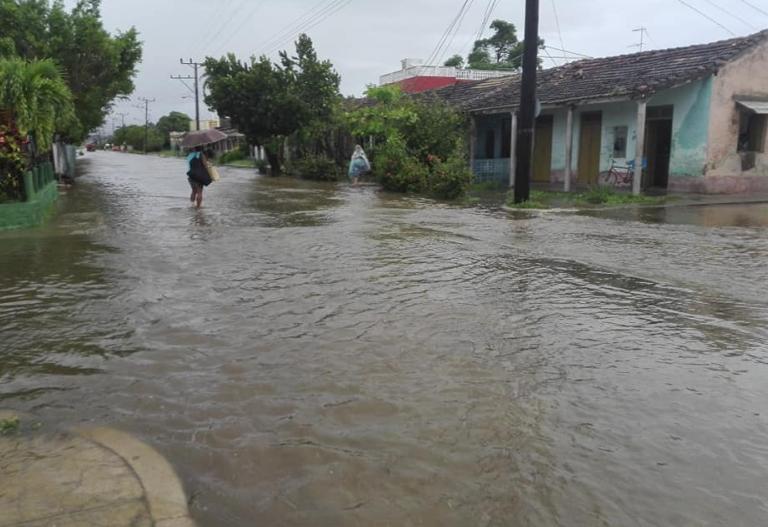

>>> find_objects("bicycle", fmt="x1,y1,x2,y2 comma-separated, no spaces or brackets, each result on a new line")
604,159,635,187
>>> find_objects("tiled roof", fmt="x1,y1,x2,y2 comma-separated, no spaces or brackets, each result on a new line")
434,31,768,112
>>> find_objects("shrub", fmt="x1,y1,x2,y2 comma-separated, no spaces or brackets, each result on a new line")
0,126,27,202
292,154,340,181
218,149,246,165
427,149,473,200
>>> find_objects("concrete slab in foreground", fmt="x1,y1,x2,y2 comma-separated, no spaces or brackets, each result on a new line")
0,410,195,527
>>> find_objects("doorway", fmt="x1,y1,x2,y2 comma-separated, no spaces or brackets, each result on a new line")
645,106,673,189
578,112,602,185
533,115,554,183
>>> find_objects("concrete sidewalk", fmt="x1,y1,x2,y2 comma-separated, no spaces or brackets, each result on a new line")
0,411,195,527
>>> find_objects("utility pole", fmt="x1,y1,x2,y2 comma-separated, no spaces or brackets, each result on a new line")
172,58,203,131
513,0,540,204
137,97,155,153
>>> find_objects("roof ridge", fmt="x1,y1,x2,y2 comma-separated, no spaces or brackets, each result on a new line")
549,29,768,72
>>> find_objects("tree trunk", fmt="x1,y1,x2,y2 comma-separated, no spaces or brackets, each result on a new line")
265,146,281,176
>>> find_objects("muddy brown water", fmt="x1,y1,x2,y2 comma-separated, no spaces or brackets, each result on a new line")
2,152,768,526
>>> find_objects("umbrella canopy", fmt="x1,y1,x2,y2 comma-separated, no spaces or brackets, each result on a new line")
181,128,228,149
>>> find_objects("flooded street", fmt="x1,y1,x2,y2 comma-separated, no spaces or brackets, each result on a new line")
2,152,768,526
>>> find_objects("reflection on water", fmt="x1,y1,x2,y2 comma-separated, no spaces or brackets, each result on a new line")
1,152,768,526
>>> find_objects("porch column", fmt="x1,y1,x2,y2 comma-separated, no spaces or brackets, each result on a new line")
633,98,647,196
469,115,477,172
509,111,518,188
564,105,574,192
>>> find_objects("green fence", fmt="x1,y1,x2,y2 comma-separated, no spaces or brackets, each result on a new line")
0,161,59,230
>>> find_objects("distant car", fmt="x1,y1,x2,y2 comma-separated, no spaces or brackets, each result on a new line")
85,143,96,152
112,145,121,152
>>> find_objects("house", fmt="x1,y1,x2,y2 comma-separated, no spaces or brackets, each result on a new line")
380,58,512,94
436,30,768,193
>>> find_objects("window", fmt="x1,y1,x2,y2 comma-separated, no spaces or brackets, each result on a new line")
612,126,628,158
484,129,496,159
737,110,766,153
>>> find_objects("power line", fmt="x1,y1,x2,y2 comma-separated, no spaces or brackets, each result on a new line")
256,0,332,53
740,0,768,17
549,0,566,59
436,0,478,66
702,0,759,29
259,0,344,55
425,0,473,66
542,45,559,67
212,0,269,57
675,0,736,35
195,0,250,57
542,45,592,58
264,0,354,56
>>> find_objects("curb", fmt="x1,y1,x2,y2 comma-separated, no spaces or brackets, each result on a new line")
76,426,196,527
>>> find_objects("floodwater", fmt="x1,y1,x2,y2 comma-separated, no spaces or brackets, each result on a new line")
2,152,768,526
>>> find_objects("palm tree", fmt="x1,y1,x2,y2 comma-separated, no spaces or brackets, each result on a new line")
0,58,74,150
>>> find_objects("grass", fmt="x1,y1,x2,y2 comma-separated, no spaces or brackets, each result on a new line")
506,187,671,210
221,158,255,169
0,416,19,435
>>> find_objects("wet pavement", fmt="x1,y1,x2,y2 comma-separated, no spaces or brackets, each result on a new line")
1,151,767,526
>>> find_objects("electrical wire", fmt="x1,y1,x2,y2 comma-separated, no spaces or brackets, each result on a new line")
702,0,759,30
549,0,566,59
212,0,269,57
436,0,478,66
675,0,736,35
425,0,473,66
256,0,335,54
740,0,768,17
542,45,592,58
196,0,250,57
264,0,354,56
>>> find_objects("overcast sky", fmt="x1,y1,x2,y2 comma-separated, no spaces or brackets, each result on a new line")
66,0,768,130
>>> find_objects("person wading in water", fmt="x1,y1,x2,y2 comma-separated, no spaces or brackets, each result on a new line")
186,146,211,208
348,144,371,186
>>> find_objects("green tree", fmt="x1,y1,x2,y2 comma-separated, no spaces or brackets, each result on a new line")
112,124,163,152
0,57,74,150
204,34,340,173
466,19,543,71
443,54,465,68
0,0,142,142
345,85,472,199
156,111,190,147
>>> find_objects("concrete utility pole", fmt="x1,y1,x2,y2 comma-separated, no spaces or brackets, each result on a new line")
115,112,127,128
138,97,155,153
172,58,203,131
513,0,540,204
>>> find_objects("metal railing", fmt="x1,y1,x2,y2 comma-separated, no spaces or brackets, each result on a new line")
472,158,510,184
380,66,513,86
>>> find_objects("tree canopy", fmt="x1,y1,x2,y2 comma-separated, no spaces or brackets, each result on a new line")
203,34,340,172
112,124,163,152
0,0,142,142
0,57,74,150
447,19,543,71
156,111,190,147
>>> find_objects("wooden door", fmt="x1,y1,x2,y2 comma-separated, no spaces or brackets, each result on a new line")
533,115,554,183
578,112,602,185
646,119,673,189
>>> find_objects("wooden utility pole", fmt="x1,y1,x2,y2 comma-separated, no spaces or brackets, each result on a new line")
513,0,540,203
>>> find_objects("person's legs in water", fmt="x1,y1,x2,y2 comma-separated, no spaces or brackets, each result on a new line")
195,187,203,208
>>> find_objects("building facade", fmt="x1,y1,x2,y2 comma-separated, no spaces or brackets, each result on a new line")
439,31,768,193
380,59,512,94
